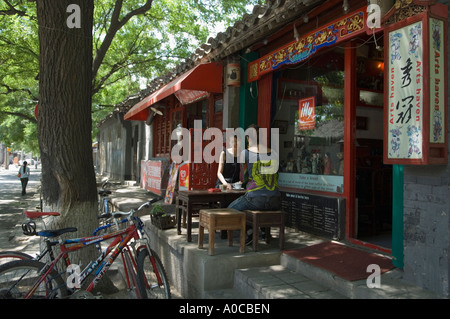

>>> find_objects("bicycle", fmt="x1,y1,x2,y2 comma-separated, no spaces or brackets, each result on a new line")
98,180,114,217
0,211,60,266
0,199,171,299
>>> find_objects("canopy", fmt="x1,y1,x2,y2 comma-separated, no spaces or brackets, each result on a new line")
124,63,223,121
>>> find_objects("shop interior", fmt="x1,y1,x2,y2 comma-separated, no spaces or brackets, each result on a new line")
273,39,392,249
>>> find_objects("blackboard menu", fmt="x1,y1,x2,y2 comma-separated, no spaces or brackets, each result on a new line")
281,191,345,240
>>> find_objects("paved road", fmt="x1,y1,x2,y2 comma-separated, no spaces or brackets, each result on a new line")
0,164,42,254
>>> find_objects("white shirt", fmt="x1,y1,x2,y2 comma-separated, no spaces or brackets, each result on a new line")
19,166,30,178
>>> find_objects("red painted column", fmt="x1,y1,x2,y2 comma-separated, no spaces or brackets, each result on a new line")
344,41,357,239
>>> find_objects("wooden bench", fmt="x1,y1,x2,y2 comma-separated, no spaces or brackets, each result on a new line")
198,208,246,255
244,210,285,252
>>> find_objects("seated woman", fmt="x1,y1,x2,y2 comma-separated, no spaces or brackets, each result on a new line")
227,124,280,245
216,135,241,190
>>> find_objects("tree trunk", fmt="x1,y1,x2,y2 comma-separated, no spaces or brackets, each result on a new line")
36,1,97,265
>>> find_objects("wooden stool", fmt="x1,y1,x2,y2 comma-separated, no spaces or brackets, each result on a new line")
244,210,285,251
198,208,246,255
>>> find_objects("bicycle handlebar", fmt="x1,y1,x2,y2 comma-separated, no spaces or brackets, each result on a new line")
111,197,162,219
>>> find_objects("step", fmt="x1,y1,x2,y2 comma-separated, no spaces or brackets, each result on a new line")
280,252,442,299
205,251,442,299
233,264,346,299
205,264,346,299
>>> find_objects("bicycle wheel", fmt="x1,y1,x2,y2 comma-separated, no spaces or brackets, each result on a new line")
136,248,171,299
0,251,33,266
0,259,67,299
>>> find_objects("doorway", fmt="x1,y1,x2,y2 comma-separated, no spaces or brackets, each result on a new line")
353,40,393,249
355,139,393,248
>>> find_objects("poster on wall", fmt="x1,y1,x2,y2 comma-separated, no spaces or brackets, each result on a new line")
386,21,424,160
178,163,189,190
164,162,179,204
141,160,162,195
298,96,316,131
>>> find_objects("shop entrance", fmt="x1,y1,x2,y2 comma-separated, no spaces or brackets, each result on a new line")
355,139,393,248
354,40,392,249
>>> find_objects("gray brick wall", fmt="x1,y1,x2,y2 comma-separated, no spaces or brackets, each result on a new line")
402,0,450,297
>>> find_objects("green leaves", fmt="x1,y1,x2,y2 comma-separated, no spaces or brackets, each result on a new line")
1,0,263,149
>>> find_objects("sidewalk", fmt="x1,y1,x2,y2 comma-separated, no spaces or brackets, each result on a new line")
0,165,43,255
1,170,445,299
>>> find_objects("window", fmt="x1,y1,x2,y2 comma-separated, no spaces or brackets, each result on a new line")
274,49,345,193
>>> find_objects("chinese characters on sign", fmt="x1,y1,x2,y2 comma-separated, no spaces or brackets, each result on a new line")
141,161,162,195
387,21,423,160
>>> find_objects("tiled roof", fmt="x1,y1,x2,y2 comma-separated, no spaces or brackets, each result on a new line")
99,0,324,126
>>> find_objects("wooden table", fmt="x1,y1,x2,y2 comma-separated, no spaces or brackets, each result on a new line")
176,189,246,242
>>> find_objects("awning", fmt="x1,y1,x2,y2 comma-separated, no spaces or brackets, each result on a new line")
124,62,223,121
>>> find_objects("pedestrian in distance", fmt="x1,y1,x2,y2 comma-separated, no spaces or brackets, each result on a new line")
18,161,30,196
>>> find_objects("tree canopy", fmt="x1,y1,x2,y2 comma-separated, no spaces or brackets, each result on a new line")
0,0,264,154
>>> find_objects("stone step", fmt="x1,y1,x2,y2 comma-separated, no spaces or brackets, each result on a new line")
204,251,442,299
233,264,346,299
280,251,441,299
205,263,346,299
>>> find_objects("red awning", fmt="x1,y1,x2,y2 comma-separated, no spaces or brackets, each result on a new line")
124,62,223,121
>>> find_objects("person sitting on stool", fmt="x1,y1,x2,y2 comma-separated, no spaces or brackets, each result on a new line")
227,124,280,245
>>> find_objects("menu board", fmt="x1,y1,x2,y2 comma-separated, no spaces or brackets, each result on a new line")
281,192,345,240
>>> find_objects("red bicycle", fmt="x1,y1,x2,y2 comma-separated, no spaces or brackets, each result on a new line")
0,199,170,299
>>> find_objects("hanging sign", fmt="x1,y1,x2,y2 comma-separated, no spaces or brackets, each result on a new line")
383,4,448,165
386,20,424,160
298,96,316,131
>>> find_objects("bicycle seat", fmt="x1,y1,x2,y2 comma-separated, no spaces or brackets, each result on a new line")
37,227,77,238
98,190,112,196
24,211,60,219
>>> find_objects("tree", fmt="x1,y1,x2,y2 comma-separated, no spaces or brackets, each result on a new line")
26,0,265,270
36,1,97,265
1,0,263,146
0,2,39,154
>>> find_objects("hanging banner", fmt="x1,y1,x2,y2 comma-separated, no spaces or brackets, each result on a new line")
383,3,448,165
386,21,424,160
298,96,316,131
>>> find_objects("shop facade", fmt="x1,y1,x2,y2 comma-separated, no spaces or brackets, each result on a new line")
119,0,450,296
238,0,450,295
